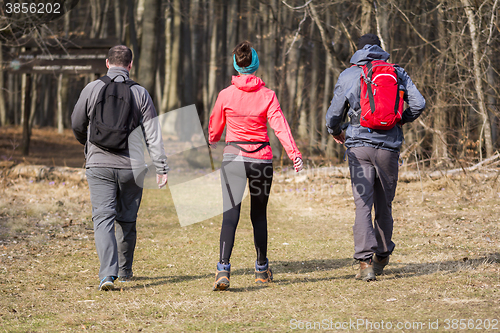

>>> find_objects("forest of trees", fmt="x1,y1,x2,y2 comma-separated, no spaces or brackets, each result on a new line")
1,0,500,166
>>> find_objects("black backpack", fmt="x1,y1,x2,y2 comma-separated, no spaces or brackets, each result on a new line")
89,75,140,151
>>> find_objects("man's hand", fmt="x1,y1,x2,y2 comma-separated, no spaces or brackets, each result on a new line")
333,132,345,144
157,173,168,189
209,141,217,149
294,157,304,172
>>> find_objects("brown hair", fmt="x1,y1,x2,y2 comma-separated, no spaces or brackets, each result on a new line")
107,45,133,67
232,41,252,67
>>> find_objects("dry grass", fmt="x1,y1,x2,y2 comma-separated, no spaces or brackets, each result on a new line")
0,170,499,332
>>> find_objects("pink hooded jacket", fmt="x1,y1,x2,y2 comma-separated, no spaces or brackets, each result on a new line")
209,75,302,161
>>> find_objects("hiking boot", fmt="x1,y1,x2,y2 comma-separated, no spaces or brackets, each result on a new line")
373,254,390,276
213,262,231,291
355,258,376,281
255,259,273,284
99,276,116,291
118,273,134,283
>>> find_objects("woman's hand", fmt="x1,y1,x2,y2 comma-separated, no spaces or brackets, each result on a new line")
209,141,218,149
294,157,303,172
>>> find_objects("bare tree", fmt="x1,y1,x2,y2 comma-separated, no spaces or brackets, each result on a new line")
0,41,6,126
167,0,181,111
360,0,373,35
138,0,160,97
462,0,494,159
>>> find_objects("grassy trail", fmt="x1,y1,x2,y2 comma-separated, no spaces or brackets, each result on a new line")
0,175,499,332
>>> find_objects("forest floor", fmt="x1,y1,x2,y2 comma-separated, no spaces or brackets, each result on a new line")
0,126,85,168
0,127,499,332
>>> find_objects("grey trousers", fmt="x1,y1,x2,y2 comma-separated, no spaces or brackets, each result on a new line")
347,146,399,260
86,168,143,280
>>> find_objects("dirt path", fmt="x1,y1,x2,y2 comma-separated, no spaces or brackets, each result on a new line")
0,126,85,168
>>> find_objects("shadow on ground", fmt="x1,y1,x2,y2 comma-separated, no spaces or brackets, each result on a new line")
121,254,500,291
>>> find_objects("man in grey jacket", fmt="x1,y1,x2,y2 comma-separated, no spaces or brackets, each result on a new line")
326,34,425,281
72,45,169,291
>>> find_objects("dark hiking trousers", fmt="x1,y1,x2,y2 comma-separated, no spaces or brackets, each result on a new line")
347,146,399,260
86,168,143,280
219,161,273,266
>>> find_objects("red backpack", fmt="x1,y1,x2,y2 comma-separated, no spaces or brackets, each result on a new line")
357,60,404,130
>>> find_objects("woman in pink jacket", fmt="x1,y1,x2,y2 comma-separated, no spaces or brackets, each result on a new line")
209,41,303,291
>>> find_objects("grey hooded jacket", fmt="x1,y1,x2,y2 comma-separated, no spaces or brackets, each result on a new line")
325,45,426,152
71,66,169,174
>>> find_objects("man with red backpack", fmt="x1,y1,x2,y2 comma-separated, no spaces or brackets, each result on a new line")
326,34,425,281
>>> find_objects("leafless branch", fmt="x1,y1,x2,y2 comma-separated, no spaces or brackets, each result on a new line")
285,10,308,56
393,3,442,54
282,0,313,10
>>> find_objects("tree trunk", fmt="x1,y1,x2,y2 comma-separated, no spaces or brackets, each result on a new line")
20,74,26,126
487,64,497,146
285,35,300,129
462,0,494,159
227,0,238,78
297,67,308,140
262,1,277,90
0,41,6,126
127,0,139,77
432,3,449,164
89,0,102,38
39,76,48,127
7,71,14,125
360,0,372,35
297,50,307,140
99,0,110,38
114,0,122,42
374,0,388,51
135,0,145,43
64,4,70,37
204,0,217,129
28,74,38,132
167,0,181,111
321,11,333,153
161,4,172,114
309,2,333,152
190,0,200,97
57,73,64,134
260,0,280,159
308,36,319,152
14,74,19,125
138,0,160,97
220,1,228,87
155,67,162,112
181,0,194,106
22,74,31,156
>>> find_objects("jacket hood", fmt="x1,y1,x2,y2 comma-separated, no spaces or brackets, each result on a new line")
350,45,390,65
231,75,265,92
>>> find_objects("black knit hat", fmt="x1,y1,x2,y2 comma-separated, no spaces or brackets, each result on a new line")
357,33,381,50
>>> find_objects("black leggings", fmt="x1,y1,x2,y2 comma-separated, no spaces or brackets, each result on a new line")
219,161,273,266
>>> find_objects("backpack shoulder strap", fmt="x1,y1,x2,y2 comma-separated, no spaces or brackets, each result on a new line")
360,62,376,114
125,80,139,88
98,76,112,84
123,80,141,126
106,75,138,88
